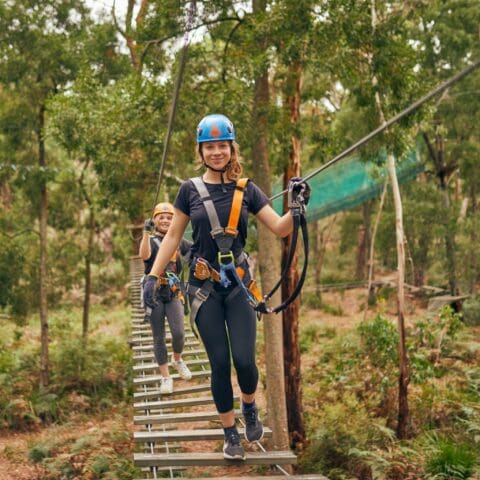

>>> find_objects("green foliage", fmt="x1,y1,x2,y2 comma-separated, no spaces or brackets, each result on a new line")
425,438,477,480
301,394,394,479
300,322,336,353
357,315,399,368
0,306,132,430
462,296,480,326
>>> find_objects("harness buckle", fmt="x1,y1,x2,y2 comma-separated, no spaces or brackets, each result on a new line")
224,226,238,237
218,251,235,266
194,288,209,302
194,258,211,280
210,227,225,239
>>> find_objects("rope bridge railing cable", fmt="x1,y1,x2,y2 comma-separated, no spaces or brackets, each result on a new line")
151,1,197,215
270,59,480,202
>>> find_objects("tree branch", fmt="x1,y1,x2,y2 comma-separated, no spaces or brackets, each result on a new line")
112,0,127,39
221,17,244,83
140,16,241,65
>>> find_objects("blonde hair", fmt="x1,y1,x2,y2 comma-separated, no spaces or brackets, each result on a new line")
195,141,243,181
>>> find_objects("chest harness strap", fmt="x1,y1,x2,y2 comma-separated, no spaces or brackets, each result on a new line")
151,236,186,303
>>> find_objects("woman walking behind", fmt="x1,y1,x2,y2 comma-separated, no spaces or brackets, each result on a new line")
143,114,309,460
140,202,192,394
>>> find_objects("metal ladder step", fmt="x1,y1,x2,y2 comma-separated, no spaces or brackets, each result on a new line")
134,450,297,467
134,410,241,425
133,382,211,400
134,427,272,442
133,369,210,386
134,395,237,411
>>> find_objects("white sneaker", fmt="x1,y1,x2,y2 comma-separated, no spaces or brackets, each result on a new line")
171,356,192,380
159,376,173,394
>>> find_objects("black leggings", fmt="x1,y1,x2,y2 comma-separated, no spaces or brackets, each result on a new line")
193,286,258,413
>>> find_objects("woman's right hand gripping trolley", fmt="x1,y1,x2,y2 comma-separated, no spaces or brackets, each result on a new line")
143,114,310,460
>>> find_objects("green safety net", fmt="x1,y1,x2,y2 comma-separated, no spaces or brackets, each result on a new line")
272,148,424,222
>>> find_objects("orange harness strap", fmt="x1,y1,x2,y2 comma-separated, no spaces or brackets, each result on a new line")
225,178,248,236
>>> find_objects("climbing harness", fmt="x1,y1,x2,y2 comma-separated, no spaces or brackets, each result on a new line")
187,177,265,334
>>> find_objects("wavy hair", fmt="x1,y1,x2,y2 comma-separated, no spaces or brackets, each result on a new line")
195,141,243,180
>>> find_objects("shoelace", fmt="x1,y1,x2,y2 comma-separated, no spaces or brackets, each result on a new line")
243,408,258,426
225,429,241,446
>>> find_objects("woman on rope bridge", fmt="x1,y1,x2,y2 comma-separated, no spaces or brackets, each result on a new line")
143,114,309,460
139,202,193,394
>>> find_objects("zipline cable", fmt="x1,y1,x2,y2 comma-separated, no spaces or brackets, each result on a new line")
151,1,197,214
259,59,480,314
270,59,480,202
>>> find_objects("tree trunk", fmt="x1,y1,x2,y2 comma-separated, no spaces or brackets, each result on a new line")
370,0,409,438
312,221,321,298
355,202,371,280
364,181,388,317
38,104,49,387
386,153,410,438
422,131,458,294
282,62,305,449
83,208,94,341
251,0,290,455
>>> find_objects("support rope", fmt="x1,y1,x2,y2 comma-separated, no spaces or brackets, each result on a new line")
151,1,197,215
270,59,480,202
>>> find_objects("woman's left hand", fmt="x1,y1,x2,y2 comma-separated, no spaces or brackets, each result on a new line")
143,275,158,309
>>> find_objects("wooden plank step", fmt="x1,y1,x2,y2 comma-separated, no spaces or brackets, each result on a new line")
134,383,211,400
134,450,297,467
133,369,211,386
134,395,236,411
132,340,200,351
134,410,241,425
133,359,209,372
133,348,205,361
134,427,272,442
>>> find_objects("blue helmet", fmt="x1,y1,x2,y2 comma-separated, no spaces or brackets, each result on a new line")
196,114,235,143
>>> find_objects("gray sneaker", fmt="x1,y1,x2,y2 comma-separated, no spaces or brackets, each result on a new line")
223,429,245,460
243,406,264,442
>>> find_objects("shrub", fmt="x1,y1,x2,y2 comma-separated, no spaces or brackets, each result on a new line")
425,439,477,479
462,295,480,326
357,315,399,368
300,394,394,479
300,323,336,353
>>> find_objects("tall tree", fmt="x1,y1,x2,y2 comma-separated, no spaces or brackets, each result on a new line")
0,0,95,386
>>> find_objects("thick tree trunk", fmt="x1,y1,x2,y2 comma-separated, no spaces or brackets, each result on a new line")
38,104,49,387
282,62,305,448
251,0,290,455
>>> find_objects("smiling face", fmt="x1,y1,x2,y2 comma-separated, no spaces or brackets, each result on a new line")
154,212,173,235
201,140,232,171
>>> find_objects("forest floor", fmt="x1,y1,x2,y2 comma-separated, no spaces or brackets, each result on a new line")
0,284,472,479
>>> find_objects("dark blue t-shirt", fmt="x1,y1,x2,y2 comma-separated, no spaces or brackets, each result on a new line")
174,177,269,277
143,236,192,275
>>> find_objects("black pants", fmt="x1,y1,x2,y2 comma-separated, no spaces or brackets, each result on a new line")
193,286,258,413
